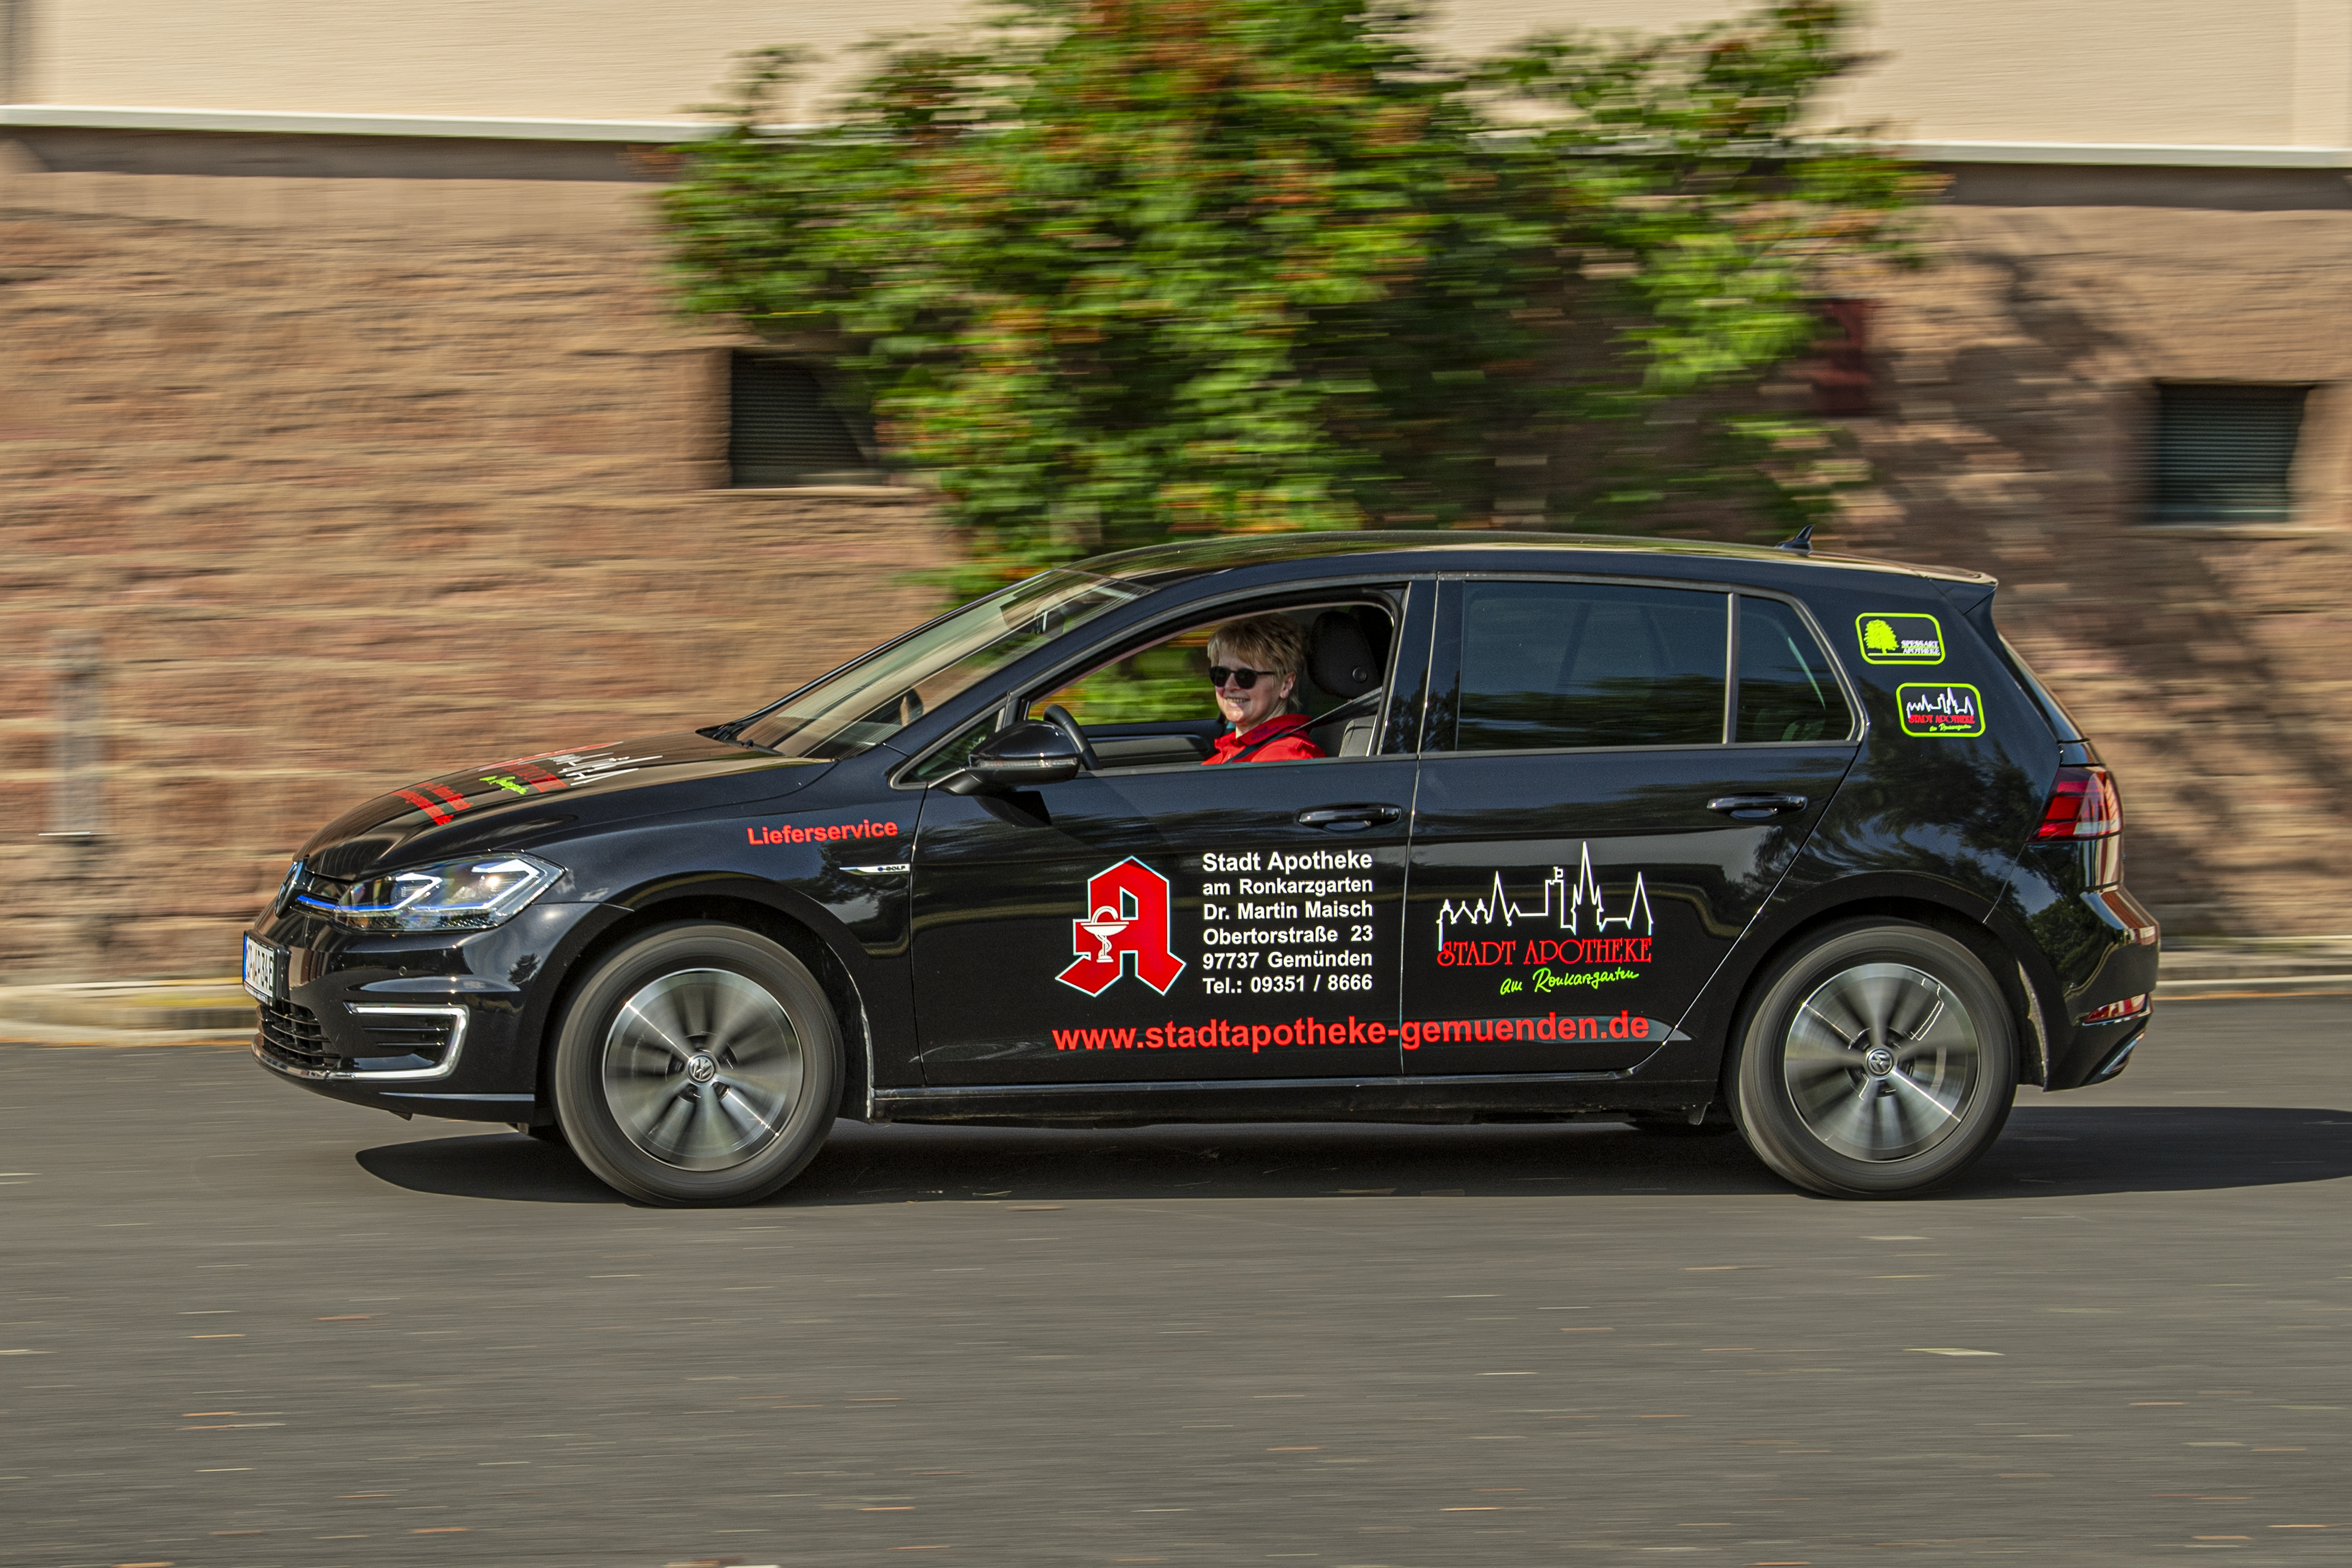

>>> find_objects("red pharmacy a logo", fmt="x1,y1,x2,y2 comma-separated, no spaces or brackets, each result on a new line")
1057,857,1186,996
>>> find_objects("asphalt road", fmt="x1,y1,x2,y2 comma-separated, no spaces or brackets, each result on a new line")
2,998,2348,1568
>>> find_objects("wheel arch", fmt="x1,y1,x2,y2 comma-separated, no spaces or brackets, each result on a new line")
1704,890,2047,1105
531,879,875,1127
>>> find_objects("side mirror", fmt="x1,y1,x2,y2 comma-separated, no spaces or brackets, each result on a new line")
937,720,1083,796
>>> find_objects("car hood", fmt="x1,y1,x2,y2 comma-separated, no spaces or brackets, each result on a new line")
298,731,828,878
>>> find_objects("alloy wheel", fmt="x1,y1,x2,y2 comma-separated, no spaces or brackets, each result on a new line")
599,967,805,1171
1780,961,1982,1162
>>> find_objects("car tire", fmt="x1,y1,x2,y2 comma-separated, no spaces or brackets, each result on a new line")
550,922,840,1206
1729,920,2017,1198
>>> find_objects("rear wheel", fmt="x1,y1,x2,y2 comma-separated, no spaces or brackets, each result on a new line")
1729,920,2016,1198
550,923,839,1206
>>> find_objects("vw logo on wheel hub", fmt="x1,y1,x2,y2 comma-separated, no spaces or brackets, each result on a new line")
685,1052,720,1083
1863,1043,1897,1078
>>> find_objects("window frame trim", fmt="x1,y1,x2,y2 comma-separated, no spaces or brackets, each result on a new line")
1423,572,1864,758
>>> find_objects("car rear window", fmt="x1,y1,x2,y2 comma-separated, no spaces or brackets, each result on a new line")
1454,581,1728,751
1737,597,1854,743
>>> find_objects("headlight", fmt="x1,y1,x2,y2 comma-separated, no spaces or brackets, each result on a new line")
302,853,562,932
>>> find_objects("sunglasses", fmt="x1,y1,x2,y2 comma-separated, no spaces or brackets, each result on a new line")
1209,665,1280,690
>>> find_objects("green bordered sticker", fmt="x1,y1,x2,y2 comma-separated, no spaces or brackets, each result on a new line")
1856,612,1945,664
1897,683,1984,738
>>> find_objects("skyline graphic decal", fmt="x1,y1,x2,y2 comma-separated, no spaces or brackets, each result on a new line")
1433,843,1654,952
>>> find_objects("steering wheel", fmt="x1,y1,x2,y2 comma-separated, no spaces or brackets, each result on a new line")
1040,704,1102,772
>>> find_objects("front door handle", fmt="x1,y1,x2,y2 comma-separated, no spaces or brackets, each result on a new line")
1296,803,1404,833
1707,794,1809,821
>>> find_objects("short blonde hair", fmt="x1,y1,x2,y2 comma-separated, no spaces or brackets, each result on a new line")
1208,614,1309,681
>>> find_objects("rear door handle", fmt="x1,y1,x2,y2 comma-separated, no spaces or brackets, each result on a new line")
1296,803,1404,833
1707,794,1809,821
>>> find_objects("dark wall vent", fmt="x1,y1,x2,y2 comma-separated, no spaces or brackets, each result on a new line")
2151,383,2310,523
728,354,876,487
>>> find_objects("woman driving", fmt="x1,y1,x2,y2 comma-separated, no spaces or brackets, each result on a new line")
1203,615,1326,765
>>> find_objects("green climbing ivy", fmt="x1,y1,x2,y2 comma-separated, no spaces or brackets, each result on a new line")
661,0,1930,597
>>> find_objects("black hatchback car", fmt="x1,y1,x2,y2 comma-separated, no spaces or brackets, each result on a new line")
245,532,2158,1203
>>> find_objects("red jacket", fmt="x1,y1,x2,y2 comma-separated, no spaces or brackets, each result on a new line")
1204,713,1324,765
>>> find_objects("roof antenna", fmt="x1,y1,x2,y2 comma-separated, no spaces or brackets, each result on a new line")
1775,523,1814,554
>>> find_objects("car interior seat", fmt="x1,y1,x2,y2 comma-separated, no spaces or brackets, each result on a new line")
1305,609,1387,756
1740,694,1833,743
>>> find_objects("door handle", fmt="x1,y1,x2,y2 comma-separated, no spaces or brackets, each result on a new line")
1296,803,1404,833
1707,794,1809,821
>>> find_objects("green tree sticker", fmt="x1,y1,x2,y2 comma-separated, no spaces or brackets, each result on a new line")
1854,611,1943,662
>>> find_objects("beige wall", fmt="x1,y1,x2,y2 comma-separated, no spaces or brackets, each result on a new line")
21,0,948,123
11,0,2348,149
1444,0,2347,149
1834,0,2340,149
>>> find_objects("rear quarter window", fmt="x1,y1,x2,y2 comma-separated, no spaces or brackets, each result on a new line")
1737,597,1854,743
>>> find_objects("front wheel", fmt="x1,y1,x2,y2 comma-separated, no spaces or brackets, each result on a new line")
550,923,840,1206
1729,920,2017,1198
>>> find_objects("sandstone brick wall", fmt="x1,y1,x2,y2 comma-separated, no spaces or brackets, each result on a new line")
4,149,2349,982
1824,194,2352,940
0,161,952,980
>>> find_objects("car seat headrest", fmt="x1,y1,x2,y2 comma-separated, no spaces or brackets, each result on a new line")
1308,611,1380,700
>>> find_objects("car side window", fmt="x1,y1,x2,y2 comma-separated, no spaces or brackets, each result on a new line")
1453,581,1728,752
1024,599,1400,768
1736,597,1853,743
901,715,1001,784
1027,624,1217,727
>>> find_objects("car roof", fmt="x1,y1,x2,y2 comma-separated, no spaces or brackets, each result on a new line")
1071,530,1998,591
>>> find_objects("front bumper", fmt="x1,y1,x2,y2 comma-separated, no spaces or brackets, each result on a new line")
246,899,615,1122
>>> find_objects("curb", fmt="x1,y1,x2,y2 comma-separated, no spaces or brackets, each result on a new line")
2155,974,2352,999
0,980,255,1035
0,1021,254,1047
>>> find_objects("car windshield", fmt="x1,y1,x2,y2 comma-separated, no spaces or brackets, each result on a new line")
737,571,1147,758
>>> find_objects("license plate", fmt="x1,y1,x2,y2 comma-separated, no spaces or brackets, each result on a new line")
242,935,283,1004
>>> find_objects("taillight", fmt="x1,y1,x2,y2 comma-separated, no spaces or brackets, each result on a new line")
2036,765,2121,839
